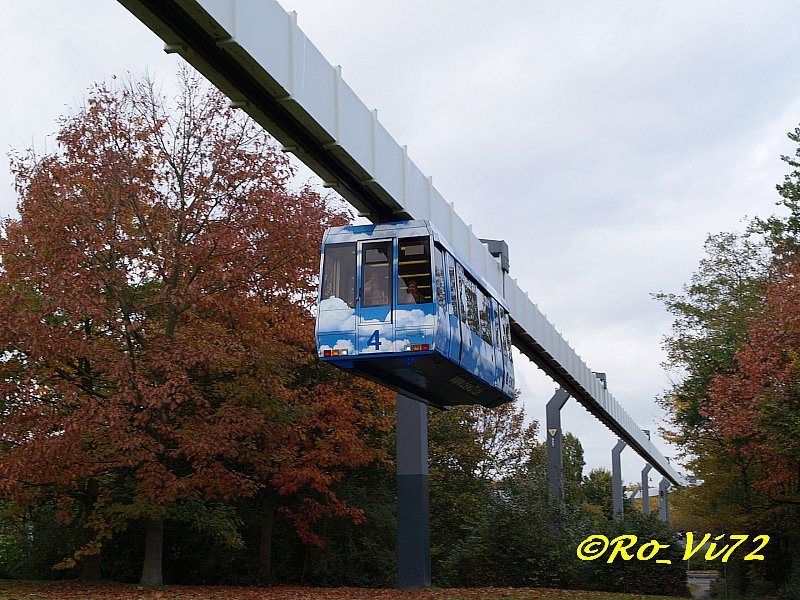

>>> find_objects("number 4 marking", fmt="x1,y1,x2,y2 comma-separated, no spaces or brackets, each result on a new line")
367,329,381,350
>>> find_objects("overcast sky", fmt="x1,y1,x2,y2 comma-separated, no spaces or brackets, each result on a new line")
2,1,800,487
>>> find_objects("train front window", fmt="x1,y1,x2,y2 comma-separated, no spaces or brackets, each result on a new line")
398,236,432,304
321,243,355,308
362,241,392,307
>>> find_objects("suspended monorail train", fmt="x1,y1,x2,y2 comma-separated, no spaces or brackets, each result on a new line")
315,220,514,409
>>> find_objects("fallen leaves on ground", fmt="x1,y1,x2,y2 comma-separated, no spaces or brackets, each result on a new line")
0,581,685,600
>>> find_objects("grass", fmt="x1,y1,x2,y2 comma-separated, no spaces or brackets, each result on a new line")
0,580,689,600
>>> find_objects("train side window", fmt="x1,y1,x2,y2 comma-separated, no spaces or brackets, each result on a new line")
321,243,356,308
433,246,446,311
497,306,511,358
362,241,392,307
460,274,480,335
478,287,493,345
448,256,460,319
493,300,503,352
398,236,432,304
502,309,513,362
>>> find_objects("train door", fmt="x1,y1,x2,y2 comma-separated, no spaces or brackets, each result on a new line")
395,236,436,352
357,239,394,354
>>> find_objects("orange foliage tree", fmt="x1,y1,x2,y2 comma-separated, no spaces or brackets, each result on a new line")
250,360,394,582
706,255,800,503
657,126,800,594
0,70,389,586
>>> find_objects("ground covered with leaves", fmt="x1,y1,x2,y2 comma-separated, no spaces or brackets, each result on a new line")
0,581,686,600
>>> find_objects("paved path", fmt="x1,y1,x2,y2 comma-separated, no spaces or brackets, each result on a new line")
688,572,722,598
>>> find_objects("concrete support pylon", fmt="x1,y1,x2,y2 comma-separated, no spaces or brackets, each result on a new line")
659,477,670,525
546,388,570,504
612,439,627,522
628,484,640,509
396,394,431,589
641,464,653,516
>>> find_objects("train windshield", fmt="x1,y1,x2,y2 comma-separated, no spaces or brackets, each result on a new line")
398,236,432,304
321,243,356,307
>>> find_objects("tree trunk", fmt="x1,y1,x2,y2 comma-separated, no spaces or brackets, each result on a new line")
80,553,102,582
139,517,164,587
258,488,276,584
79,478,102,582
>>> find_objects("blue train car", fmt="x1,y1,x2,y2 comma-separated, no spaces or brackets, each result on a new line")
315,220,515,409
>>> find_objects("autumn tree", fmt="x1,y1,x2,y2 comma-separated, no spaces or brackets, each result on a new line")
656,124,800,595
701,126,800,509
655,230,771,520
655,225,790,593
250,361,393,583
706,255,800,503
0,69,362,586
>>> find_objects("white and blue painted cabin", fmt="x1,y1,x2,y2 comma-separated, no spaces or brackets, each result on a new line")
315,220,515,409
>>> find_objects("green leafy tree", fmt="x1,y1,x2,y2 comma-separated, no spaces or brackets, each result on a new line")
471,401,538,481
428,401,538,582
427,406,488,573
754,125,800,259
526,430,585,506
582,467,613,522
562,432,587,505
